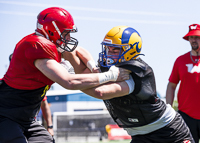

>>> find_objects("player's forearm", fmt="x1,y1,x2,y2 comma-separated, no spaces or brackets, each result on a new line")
61,73,101,90
41,103,53,126
63,69,130,91
82,81,129,100
166,92,175,105
35,59,129,91
43,106,54,136
61,71,118,90
76,47,96,72
61,46,96,73
45,109,53,126
166,82,176,105
76,47,94,65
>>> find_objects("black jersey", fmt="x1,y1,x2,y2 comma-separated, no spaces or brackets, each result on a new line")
100,58,166,128
0,81,48,124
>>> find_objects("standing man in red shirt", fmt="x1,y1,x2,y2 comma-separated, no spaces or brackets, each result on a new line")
166,24,200,143
0,7,129,143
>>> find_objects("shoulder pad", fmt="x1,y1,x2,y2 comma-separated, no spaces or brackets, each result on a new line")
116,60,147,77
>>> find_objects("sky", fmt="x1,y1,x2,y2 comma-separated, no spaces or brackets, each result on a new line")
0,0,199,98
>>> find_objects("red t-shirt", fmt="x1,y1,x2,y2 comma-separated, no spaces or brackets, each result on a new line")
169,51,200,119
3,33,61,90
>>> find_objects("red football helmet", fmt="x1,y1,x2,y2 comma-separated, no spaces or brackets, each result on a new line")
36,7,78,52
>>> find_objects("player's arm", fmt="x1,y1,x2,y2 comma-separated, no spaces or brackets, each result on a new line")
62,46,97,74
34,59,130,90
40,99,53,128
41,99,54,136
166,82,177,105
82,75,134,100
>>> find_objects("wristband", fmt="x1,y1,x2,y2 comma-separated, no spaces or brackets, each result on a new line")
47,125,53,129
60,60,75,74
108,66,119,81
125,75,135,94
87,60,96,72
98,66,119,84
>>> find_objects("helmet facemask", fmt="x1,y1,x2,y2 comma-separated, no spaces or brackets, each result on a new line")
57,28,78,53
99,43,128,68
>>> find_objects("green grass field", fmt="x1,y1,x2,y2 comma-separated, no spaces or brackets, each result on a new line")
90,140,131,143
58,139,131,143
85,140,130,143
108,141,130,143
65,140,131,143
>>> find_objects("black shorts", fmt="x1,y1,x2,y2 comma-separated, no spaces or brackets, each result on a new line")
131,112,194,143
178,110,200,143
0,116,54,143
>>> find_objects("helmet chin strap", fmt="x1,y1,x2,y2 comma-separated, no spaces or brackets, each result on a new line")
57,47,65,53
57,44,65,53
35,31,44,37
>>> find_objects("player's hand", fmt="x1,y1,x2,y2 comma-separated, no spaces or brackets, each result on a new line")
47,128,54,136
92,67,100,73
60,60,75,74
108,66,131,82
117,67,131,81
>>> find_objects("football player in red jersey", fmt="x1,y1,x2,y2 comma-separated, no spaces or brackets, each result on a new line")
7,53,54,137
0,7,129,143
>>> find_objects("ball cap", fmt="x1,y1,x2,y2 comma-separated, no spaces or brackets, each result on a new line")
183,24,200,40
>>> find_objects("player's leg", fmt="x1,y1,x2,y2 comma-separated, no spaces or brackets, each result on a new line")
131,135,153,143
23,121,54,143
172,112,195,143
131,112,194,143
0,116,27,143
157,112,194,143
178,110,198,143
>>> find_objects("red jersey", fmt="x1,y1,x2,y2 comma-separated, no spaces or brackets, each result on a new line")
169,51,200,119
3,33,61,90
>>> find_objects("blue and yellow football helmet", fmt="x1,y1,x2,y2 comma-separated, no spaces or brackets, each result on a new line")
99,26,143,68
